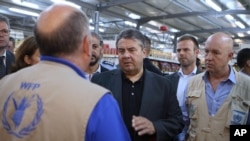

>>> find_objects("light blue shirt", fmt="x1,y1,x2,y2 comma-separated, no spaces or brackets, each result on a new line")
203,66,236,116
176,67,197,141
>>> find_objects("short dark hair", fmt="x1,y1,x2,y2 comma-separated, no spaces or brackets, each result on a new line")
177,34,199,49
9,36,15,47
91,31,103,46
143,35,151,46
34,10,89,56
0,14,10,29
143,35,151,50
196,57,201,67
237,48,250,69
116,29,145,49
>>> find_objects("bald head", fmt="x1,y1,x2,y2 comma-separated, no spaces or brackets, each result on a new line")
204,32,234,74
206,32,234,52
37,4,78,34
34,4,90,56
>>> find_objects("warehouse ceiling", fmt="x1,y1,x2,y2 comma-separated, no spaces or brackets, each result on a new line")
0,0,250,52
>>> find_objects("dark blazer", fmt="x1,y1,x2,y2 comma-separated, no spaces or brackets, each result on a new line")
143,58,162,75
5,50,15,74
166,69,201,97
92,69,184,141
100,65,109,72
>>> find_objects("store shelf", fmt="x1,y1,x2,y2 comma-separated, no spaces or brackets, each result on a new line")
148,56,179,64
103,54,117,58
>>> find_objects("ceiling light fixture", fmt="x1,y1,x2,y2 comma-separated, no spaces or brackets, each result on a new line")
9,8,39,17
148,21,162,27
89,26,94,30
128,13,140,19
204,0,222,11
124,21,136,27
235,21,245,29
237,33,244,37
99,28,105,32
225,14,234,21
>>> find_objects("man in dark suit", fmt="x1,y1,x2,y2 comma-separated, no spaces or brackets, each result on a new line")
92,29,184,141
85,31,111,80
143,35,162,75
0,14,15,79
166,34,201,141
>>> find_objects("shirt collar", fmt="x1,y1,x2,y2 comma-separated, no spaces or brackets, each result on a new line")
122,69,145,83
96,64,101,73
40,56,87,79
0,49,6,57
203,65,236,84
178,66,197,76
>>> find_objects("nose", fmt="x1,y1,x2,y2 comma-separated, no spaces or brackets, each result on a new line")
178,50,185,57
122,50,130,58
205,52,212,61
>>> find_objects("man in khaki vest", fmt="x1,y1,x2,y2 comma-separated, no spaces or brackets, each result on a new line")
0,3,130,141
186,32,250,141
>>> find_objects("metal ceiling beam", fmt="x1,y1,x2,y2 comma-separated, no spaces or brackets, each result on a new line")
176,27,250,36
0,0,42,13
101,10,136,23
98,0,145,11
138,10,250,25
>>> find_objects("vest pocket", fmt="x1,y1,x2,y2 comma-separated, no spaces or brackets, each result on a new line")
231,97,250,125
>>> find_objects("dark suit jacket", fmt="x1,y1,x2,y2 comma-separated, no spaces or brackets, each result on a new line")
166,69,201,95
92,69,184,141
100,65,109,72
143,58,162,75
5,50,15,74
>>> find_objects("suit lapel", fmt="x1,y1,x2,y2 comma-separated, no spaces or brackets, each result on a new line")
110,70,124,115
139,71,154,116
5,51,12,73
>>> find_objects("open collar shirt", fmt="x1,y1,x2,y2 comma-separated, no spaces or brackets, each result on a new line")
203,66,236,116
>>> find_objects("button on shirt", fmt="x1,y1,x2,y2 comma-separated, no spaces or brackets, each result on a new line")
122,72,144,141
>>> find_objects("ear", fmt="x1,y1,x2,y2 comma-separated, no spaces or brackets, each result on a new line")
228,51,234,59
247,60,250,67
83,35,91,57
100,45,104,54
195,48,200,56
142,47,147,58
24,55,31,65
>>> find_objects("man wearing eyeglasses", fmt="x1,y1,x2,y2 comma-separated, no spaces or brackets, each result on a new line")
0,14,15,79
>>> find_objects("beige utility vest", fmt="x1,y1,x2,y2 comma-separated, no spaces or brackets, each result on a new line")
0,61,108,141
186,72,250,141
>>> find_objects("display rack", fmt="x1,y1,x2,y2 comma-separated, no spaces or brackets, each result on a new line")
103,48,179,74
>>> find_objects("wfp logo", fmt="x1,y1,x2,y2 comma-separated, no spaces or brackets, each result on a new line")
231,110,246,125
233,114,242,123
2,93,43,138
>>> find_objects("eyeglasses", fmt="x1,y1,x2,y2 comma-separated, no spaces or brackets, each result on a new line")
0,29,9,36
